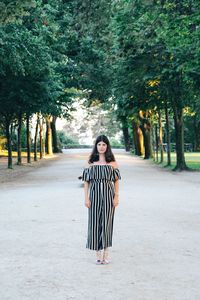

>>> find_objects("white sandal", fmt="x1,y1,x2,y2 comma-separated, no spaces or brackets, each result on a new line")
101,259,110,265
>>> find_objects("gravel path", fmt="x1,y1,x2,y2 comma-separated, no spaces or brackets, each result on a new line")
0,149,200,300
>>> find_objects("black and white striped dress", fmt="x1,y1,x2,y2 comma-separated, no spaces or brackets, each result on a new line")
82,164,121,251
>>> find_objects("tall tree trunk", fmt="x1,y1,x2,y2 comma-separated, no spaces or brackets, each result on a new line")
121,116,130,151
26,114,31,163
39,117,44,159
17,113,22,165
140,120,152,159
155,124,159,162
122,125,130,151
5,118,12,169
51,116,62,153
173,106,188,171
34,115,39,161
132,120,144,156
158,110,164,163
151,122,155,161
122,127,130,151
46,117,53,155
193,115,200,152
164,104,171,166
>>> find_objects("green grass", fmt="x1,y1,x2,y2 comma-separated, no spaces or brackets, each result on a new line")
152,152,200,170
0,150,40,158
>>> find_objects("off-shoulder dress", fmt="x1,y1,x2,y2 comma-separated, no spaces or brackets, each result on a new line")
82,164,121,251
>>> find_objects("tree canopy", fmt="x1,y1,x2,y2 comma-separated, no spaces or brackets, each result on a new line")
1,0,200,170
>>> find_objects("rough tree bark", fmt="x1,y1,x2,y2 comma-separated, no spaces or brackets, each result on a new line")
164,103,171,166
51,116,62,153
39,117,44,159
26,114,31,163
158,110,164,163
5,117,12,169
34,115,39,161
121,118,130,152
139,112,152,159
122,126,130,151
155,124,159,162
132,120,144,156
173,106,189,171
17,113,22,165
46,116,53,155
193,115,200,152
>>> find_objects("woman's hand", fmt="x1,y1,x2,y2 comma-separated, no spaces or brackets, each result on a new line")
85,197,91,208
113,195,119,207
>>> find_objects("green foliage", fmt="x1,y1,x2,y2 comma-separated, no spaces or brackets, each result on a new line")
102,0,200,168
0,1,36,24
110,138,124,148
57,130,79,146
61,0,113,103
0,0,80,128
1,0,200,167
110,0,200,110
0,23,51,118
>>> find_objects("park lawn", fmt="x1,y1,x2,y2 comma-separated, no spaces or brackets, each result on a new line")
0,150,40,159
153,152,200,170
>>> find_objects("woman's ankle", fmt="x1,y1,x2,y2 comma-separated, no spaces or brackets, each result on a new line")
96,250,102,260
103,248,109,261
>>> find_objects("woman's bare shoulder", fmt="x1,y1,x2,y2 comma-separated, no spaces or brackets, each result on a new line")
109,161,119,169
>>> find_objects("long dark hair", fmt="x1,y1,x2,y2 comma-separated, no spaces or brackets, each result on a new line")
88,135,115,163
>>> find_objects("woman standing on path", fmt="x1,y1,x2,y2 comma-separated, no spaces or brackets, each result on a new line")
82,135,121,265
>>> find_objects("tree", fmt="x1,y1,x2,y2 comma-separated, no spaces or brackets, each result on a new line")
110,0,200,170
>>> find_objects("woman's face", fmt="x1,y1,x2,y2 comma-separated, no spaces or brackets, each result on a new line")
97,141,107,154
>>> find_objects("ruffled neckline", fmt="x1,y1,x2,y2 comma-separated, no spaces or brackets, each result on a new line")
88,164,118,170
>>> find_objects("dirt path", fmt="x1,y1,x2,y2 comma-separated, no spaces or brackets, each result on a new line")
0,149,200,300
0,154,60,184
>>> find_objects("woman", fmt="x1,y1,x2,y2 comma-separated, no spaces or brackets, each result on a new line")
82,135,121,265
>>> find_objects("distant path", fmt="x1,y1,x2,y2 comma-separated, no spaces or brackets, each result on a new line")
0,149,200,300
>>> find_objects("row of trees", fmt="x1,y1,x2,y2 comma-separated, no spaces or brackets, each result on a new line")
0,1,78,168
1,0,200,171
58,0,200,170
109,0,200,170
67,0,200,170
0,0,120,169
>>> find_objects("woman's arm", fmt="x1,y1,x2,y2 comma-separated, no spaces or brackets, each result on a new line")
114,178,119,195
84,181,91,208
113,179,119,207
111,161,120,207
